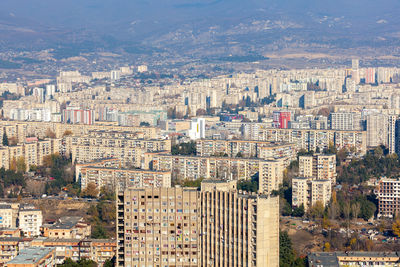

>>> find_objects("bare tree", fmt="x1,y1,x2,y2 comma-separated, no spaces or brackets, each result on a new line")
351,202,361,221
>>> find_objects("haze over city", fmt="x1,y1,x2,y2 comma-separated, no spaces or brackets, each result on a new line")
0,1,399,267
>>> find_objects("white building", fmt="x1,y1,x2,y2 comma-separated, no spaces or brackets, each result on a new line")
18,206,43,237
0,204,13,228
188,118,205,140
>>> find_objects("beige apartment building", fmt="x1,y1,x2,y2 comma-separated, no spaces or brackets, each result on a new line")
149,154,262,181
0,121,160,140
65,135,170,156
71,145,144,167
200,181,279,267
259,159,285,194
299,154,337,184
0,139,61,171
117,181,279,267
292,177,331,211
116,187,200,267
77,164,171,192
195,139,295,162
257,128,367,155
0,204,13,229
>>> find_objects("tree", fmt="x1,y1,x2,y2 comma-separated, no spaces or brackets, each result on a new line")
351,202,361,220
279,231,296,267
292,204,305,217
392,218,400,237
63,130,73,137
81,182,99,198
104,257,115,267
279,231,306,267
328,201,340,220
139,122,150,127
324,242,331,252
16,156,26,173
59,258,98,267
91,223,108,239
2,132,8,146
45,128,56,138
308,201,324,219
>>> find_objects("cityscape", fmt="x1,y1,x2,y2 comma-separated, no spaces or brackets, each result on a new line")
1,1,400,267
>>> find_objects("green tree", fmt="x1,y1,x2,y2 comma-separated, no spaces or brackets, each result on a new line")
2,132,8,146
279,231,305,267
292,204,305,217
91,224,108,239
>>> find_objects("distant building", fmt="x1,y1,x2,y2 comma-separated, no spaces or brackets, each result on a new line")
273,111,291,129
188,118,205,140
137,65,148,73
62,106,95,125
111,70,121,81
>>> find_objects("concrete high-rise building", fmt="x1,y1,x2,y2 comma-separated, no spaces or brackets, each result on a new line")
259,160,284,194
200,180,279,267
292,177,331,211
388,115,397,154
299,154,337,184
111,70,121,81
365,68,376,84
116,187,200,267
330,112,362,131
352,59,359,70
273,111,291,129
62,106,95,125
366,114,388,147
376,178,400,218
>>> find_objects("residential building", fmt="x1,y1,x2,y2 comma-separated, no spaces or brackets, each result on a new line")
116,187,200,267
376,178,400,218
18,206,42,237
292,177,331,211
308,251,400,267
200,180,279,267
299,154,337,184
41,216,91,240
6,247,55,267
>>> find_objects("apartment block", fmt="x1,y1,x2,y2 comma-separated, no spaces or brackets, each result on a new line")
308,251,400,267
330,112,362,130
150,154,263,181
257,128,367,155
299,154,337,184
258,160,285,194
196,139,295,162
200,181,279,267
18,206,43,237
292,177,332,211
116,187,200,267
0,205,13,229
76,161,171,192
42,216,91,240
71,145,143,167
6,247,55,267
376,178,400,218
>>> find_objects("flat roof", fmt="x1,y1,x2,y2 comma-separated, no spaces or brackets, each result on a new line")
7,247,54,264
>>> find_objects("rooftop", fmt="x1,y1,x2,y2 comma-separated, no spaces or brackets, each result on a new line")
7,247,54,264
